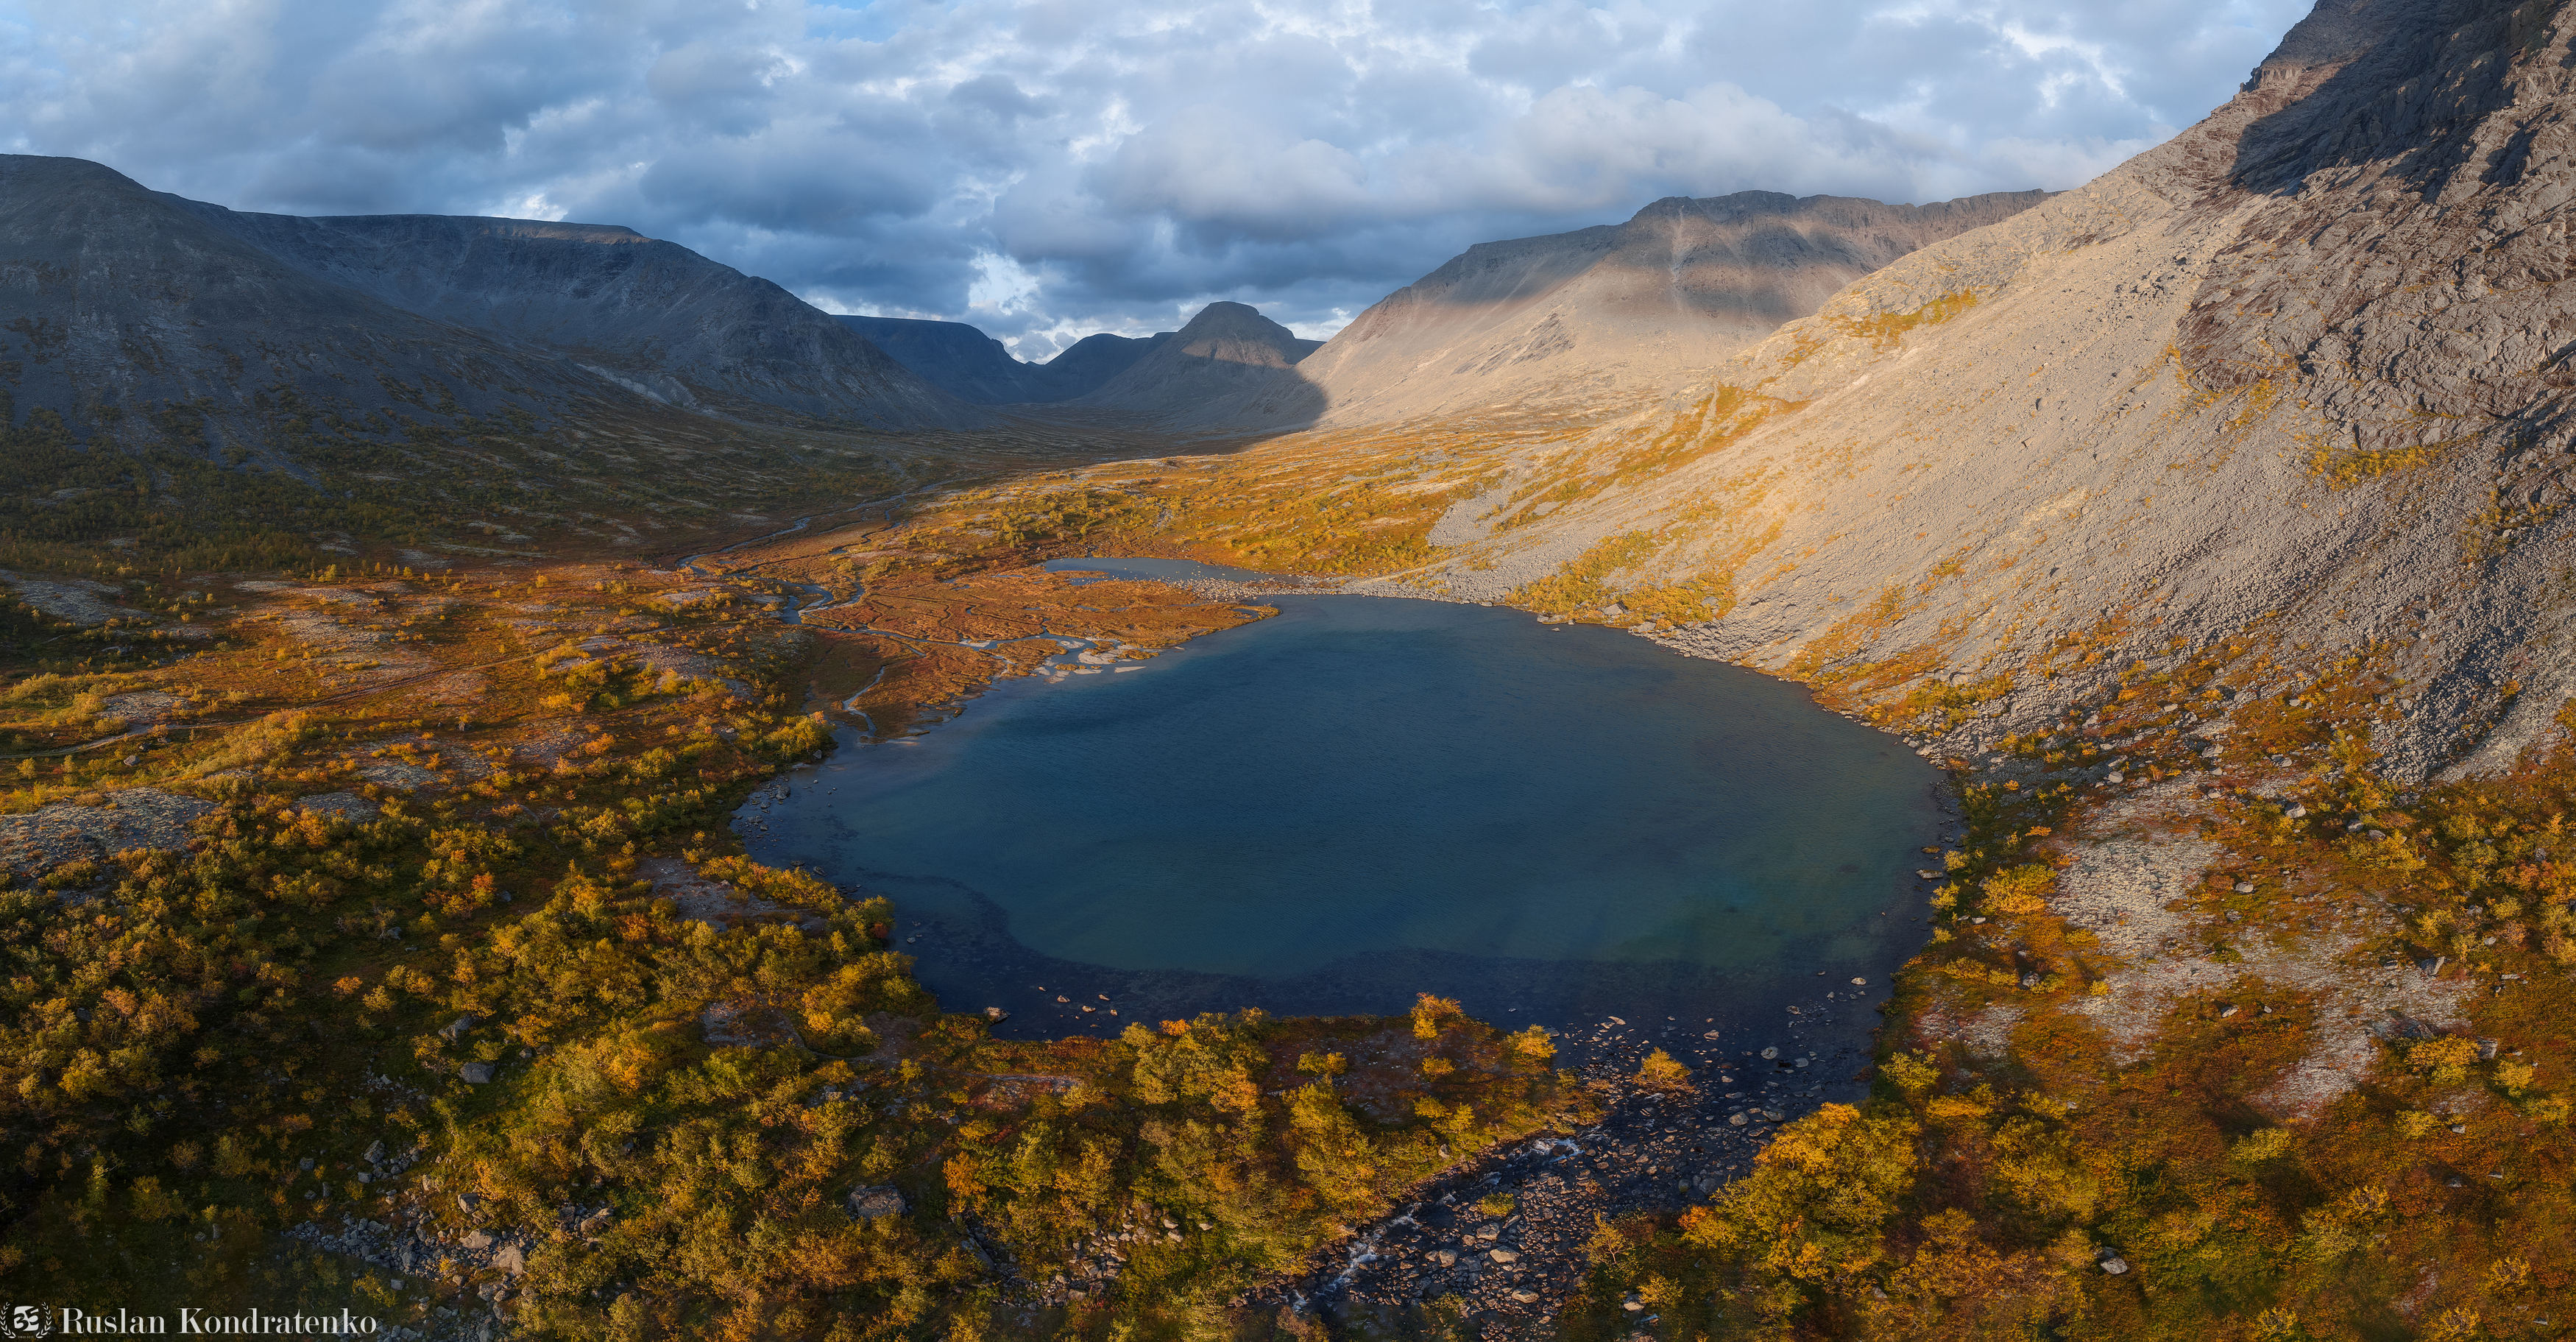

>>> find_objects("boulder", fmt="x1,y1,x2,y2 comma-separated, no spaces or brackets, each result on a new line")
846,1185,907,1221
460,1062,495,1084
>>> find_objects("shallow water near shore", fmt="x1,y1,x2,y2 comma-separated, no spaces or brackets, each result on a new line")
746,571,1944,1044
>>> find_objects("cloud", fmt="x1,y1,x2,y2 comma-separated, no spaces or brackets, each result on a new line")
0,0,2313,357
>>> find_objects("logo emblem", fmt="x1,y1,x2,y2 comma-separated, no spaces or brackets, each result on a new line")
4,1305,52,1338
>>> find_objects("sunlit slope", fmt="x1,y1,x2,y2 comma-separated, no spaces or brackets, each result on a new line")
1266,189,2048,432
1414,0,2576,783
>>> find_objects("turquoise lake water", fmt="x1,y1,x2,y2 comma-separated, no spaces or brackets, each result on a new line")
746,564,1945,1033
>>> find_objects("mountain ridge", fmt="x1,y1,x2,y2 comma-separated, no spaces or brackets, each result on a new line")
1248,188,2052,431
0,154,984,458
1065,300,1326,429
833,316,1172,404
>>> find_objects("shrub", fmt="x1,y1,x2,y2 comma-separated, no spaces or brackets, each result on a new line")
2229,1127,2293,1164
1635,1048,1693,1092
1411,992,1465,1039
2410,1036,2480,1086
1982,864,2056,917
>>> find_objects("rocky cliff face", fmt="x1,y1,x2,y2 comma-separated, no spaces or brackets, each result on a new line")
0,155,981,459
835,316,1172,404
1253,190,2045,431
1068,301,1325,430
1413,0,2576,779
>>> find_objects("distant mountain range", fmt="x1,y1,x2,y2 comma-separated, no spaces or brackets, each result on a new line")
0,154,2045,457
832,317,1174,404
824,192,2045,434
0,155,985,452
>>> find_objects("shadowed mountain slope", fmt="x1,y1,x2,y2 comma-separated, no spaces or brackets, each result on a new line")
1410,0,2576,780
1068,302,1325,430
0,155,983,456
833,316,1172,404
1035,331,1174,399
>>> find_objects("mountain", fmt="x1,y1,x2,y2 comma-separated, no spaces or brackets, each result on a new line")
1038,331,1175,396
0,155,982,455
833,316,1172,404
1415,0,2569,780
1066,301,1325,429
1161,189,2039,434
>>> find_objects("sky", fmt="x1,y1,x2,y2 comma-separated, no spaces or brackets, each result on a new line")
0,0,2313,359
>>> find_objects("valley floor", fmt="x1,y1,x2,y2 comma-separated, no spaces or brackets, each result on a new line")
3,413,2573,1342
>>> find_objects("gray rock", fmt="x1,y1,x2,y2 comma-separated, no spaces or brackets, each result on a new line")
459,1062,495,1084
439,1016,478,1042
0,788,217,884
294,792,381,823
846,1186,906,1221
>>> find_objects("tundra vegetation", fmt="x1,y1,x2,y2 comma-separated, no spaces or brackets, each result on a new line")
2,398,2573,1340
0,470,1589,1341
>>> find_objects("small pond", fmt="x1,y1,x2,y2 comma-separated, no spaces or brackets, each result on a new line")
743,560,1946,1045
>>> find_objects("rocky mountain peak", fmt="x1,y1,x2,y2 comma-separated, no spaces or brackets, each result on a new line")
1161,301,1323,367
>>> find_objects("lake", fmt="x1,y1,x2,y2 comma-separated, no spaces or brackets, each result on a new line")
743,561,1946,1045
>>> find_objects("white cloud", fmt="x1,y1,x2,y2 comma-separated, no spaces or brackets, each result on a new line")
966,250,1041,313
0,0,2315,345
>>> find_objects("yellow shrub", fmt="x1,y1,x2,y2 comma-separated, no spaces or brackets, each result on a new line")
2410,1036,2480,1086
1635,1048,1693,1092
1410,992,1465,1039
1983,865,2056,917
2230,1127,2293,1164
1882,1051,1939,1097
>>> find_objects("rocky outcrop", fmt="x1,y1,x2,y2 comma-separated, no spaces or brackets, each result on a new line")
0,155,984,459
1415,0,2576,780
0,788,215,883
